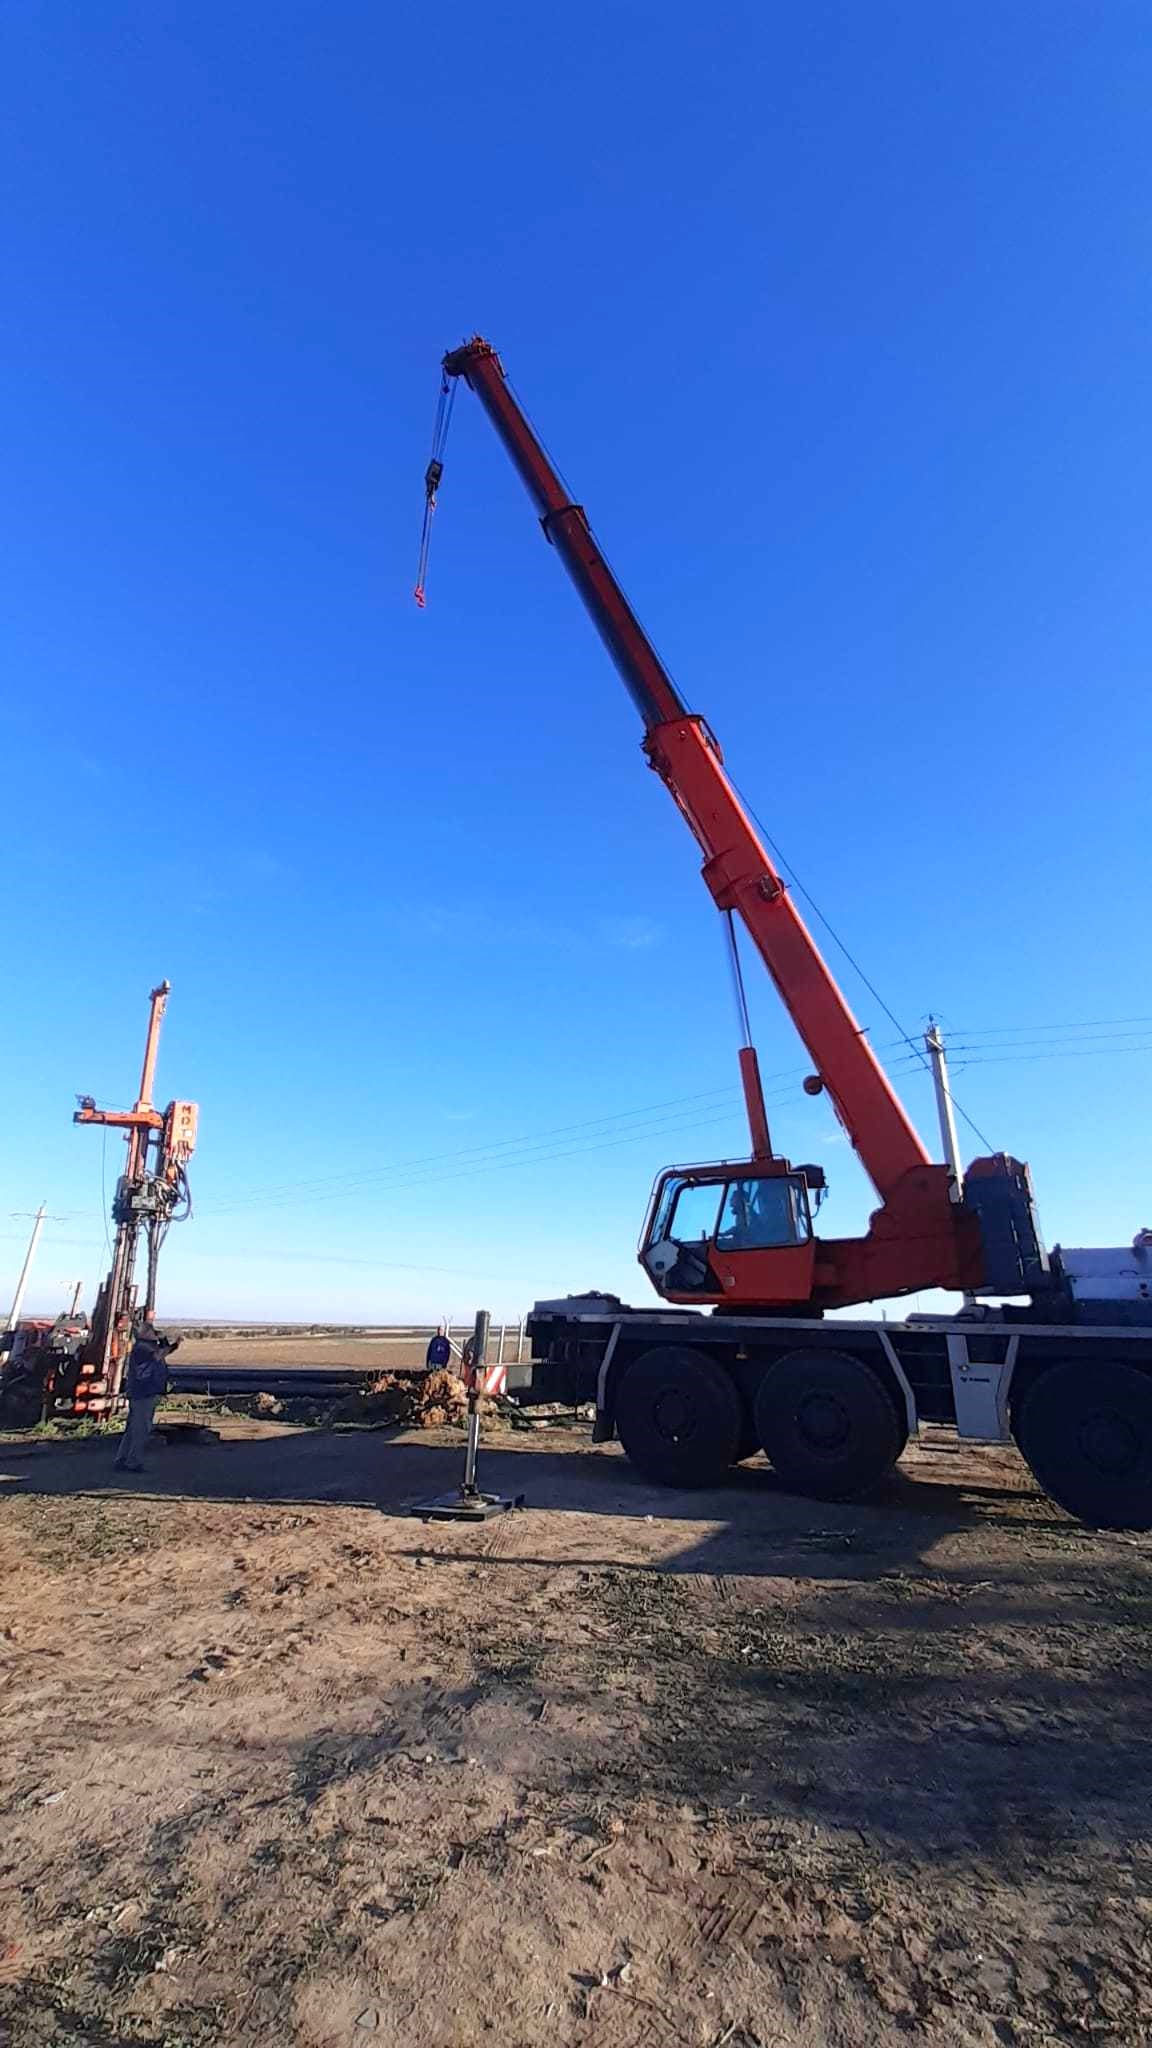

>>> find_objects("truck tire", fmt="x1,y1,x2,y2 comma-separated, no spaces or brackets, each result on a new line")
615,1345,742,1488
754,1349,906,1501
1014,1359,1152,1531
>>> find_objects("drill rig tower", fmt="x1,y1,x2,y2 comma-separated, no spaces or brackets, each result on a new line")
72,981,197,1411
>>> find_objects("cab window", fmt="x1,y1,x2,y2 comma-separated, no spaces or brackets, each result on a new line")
666,1181,725,1244
717,1175,811,1249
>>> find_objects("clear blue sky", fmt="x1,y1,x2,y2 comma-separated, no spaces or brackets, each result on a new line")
1,3,1148,1322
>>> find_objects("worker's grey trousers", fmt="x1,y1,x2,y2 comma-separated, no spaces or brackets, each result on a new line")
114,1396,158,1469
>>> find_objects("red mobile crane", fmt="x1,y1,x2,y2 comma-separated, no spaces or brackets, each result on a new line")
425,337,1152,1529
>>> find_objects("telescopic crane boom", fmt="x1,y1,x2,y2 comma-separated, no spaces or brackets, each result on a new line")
432,338,1039,1312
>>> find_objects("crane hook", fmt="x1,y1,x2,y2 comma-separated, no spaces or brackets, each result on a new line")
413,377,456,607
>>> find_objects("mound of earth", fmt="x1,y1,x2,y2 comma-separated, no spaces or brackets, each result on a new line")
325,1368,471,1430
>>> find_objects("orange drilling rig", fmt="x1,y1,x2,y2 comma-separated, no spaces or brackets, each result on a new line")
72,980,197,1412
1,982,197,1421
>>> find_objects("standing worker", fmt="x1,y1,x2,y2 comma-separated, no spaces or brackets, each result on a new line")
425,1325,452,1371
113,1324,178,1473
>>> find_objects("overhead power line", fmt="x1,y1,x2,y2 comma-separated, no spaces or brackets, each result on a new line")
183,1017,1147,1226
941,1015,1152,1039
200,1092,798,1220
948,1030,1152,1054
195,1077,756,1214
952,1042,1152,1071
195,1065,830,1217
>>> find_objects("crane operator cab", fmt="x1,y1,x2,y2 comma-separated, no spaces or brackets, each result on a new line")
640,1161,825,1308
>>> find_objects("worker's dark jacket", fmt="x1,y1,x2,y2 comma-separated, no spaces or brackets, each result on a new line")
124,1344,168,1401
425,1336,452,1369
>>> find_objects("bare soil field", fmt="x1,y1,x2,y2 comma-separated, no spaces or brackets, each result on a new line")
2,1419,1151,2047
172,1330,448,1374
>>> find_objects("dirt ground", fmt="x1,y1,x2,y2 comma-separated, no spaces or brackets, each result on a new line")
2,1418,1151,2048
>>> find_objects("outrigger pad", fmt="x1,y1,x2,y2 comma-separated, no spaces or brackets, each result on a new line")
410,1489,525,1523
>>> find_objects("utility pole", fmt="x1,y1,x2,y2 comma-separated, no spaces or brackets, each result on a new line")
3,1203,47,1340
925,1021,963,1193
926,1021,977,1309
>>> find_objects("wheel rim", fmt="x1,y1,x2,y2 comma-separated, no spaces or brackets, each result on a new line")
795,1390,852,1455
1078,1407,1142,1479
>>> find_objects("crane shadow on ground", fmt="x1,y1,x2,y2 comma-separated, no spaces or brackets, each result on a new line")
0,1419,1135,1586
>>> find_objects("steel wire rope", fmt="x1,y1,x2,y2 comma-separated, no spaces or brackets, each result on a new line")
726,774,998,1154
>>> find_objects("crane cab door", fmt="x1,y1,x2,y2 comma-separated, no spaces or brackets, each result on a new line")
640,1168,817,1306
